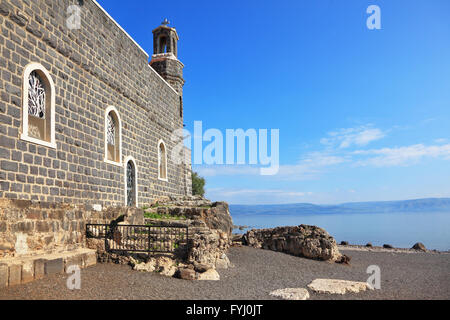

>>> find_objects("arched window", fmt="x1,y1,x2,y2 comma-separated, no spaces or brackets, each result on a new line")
104,106,122,165
158,140,168,181
124,156,138,207
20,63,56,149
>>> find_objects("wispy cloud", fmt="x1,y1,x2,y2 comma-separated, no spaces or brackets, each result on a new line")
195,151,346,180
320,125,385,149
354,144,450,167
194,124,450,181
276,152,347,180
206,188,313,204
194,165,260,177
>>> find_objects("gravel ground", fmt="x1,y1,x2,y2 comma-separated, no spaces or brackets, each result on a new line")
1,246,449,300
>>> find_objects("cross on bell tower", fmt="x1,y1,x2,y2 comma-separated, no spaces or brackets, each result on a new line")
150,19,185,95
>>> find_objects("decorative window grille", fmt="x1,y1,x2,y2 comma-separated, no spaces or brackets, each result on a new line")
127,161,135,207
107,113,115,146
28,71,46,119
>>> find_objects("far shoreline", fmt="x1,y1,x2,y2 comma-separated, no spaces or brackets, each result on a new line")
338,244,450,254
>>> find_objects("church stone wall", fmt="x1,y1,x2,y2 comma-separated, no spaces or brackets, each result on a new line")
0,0,191,207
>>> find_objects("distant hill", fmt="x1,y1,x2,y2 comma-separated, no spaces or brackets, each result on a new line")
230,198,450,216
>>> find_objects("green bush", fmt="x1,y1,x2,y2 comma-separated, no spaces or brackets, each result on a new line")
191,171,205,197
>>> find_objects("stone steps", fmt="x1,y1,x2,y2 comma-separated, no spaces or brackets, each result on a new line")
0,248,96,288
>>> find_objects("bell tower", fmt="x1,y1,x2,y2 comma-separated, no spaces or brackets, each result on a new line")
150,19,185,95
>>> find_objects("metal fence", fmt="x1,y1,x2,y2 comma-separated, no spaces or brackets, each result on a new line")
86,223,189,255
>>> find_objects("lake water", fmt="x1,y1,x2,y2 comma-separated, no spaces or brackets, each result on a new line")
231,211,450,251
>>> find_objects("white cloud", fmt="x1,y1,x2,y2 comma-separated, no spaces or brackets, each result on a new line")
194,124,450,181
206,188,313,204
321,125,385,149
194,152,346,180
194,165,260,177
354,144,450,167
276,152,346,180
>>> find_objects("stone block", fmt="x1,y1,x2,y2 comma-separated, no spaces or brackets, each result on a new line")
34,259,45,280
21,261,34,284
83,251,97,268
64,254,83,272
44,258,64,275
0,264,8,288
178,268,196,280
8,264,21,286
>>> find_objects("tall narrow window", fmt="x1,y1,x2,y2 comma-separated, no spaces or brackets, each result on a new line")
158,140,167,181
104,106,122,165
124,156,138,207
21,63,56,149
179,96,183,118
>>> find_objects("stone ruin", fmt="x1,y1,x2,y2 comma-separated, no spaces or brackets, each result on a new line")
0,196,235,287
243,225,343,262
87,195,235,281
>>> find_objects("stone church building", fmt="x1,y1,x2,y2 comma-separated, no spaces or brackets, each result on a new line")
0,0,192,209
0,0,199,287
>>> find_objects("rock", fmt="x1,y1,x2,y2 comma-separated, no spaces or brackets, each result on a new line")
340,241,349,246
188,229,230,267
366,243,373,247
335,254,351,265
178,268,197,280
383,244,394,249
132,258,156,272
193,262,212,273
412,242,426,252
215,254,231,269
308,279,373,295
206,202,234,236
197,268,220,281
270,288,310,300
232,234,244,243
155,257,176,277
160,265,177,277
244,225,342,261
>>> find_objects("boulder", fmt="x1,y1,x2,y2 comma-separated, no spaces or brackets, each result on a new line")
270,288,310,300
215,254,231,269
131,257,156,272
308,279,373,295
178,268,197,280
383,244,394,249
340,241,349,246
244,225,341,261
204,202,234,236
412,242,426,252
155,257,177,277
193,262,212,273
366,243,373,248
133,261,155,273
231,234,244,243
335,254,351,265
197,268,220,281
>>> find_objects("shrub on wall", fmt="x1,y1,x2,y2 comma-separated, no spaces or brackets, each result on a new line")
192,171,205,197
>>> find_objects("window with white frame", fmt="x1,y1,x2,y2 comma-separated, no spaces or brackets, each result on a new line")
104,106,122,165
124,156,138,207
20,63,56,149
158,140,167,181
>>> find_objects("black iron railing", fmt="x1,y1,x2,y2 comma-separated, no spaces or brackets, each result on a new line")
86,223,189,255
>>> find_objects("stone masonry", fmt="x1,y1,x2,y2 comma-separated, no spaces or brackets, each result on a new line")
0,0,192,207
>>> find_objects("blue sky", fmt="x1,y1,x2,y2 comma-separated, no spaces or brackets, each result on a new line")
97,0,450,205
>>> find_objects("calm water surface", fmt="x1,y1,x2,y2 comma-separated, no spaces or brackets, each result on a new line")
231,211,450,251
